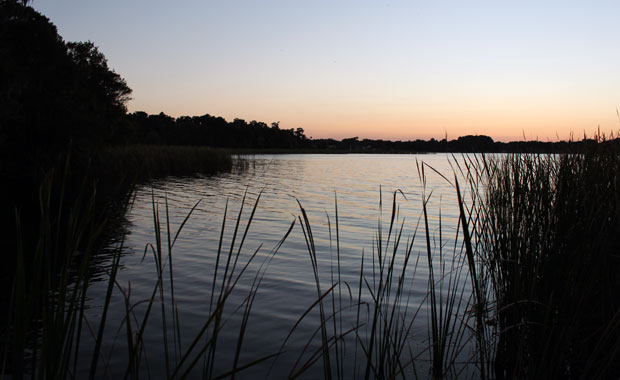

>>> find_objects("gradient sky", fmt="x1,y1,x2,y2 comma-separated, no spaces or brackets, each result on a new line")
34,0,620,142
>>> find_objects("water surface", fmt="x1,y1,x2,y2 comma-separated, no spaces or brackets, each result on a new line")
85,154,478,379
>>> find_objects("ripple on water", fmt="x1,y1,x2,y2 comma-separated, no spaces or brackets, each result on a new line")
86,153,482,378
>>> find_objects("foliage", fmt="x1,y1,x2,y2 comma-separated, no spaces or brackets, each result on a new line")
0,2,132,172
123,112,309,150
67,41,131,112
463,144,620,379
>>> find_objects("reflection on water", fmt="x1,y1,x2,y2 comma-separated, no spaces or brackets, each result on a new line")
84,154,480,378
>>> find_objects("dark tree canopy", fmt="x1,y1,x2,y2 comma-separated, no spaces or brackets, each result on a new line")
123,112,309,149
0,2,132,170
67,41,132,111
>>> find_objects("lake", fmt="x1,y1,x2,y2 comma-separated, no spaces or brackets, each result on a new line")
82,154,481,379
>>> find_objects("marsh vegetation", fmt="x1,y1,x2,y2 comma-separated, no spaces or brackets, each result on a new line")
4,146,620,379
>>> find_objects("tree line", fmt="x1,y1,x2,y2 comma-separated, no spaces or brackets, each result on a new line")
305,134,611,154
2,0,615,172
120,112,309,149
121,114,615,154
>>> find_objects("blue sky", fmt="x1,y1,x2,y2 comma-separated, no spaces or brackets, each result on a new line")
35,0,620,141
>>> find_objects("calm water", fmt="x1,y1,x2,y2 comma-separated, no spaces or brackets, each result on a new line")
83,154,480,379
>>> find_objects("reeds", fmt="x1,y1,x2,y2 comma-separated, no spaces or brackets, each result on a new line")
94,144,233,183
283,193,423,379
462,140,620,379
0,160,494,379
5,138,619,379
278,169,478,379
2,179,296,379
2,154,108,379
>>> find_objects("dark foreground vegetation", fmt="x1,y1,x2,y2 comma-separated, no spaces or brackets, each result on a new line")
3,1,620,378
467,144,620,379
3,139,619,379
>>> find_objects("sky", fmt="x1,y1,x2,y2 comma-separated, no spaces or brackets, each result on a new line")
34,0,620,142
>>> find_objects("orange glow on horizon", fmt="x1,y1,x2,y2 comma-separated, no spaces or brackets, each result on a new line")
130,96,618,143
128,74,619,143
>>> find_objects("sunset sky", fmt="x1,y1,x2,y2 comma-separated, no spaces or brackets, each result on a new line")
35,1,620,142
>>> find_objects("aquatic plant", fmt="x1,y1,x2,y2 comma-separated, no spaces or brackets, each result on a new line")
4,139,620,379
94,144,233,183
470,144,620,379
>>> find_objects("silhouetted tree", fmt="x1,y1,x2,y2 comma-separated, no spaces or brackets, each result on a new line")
1,2,75,168
295,127,306,140
450,135,495,152
66,41,132,144
67,41,131,111
0,2,132,170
